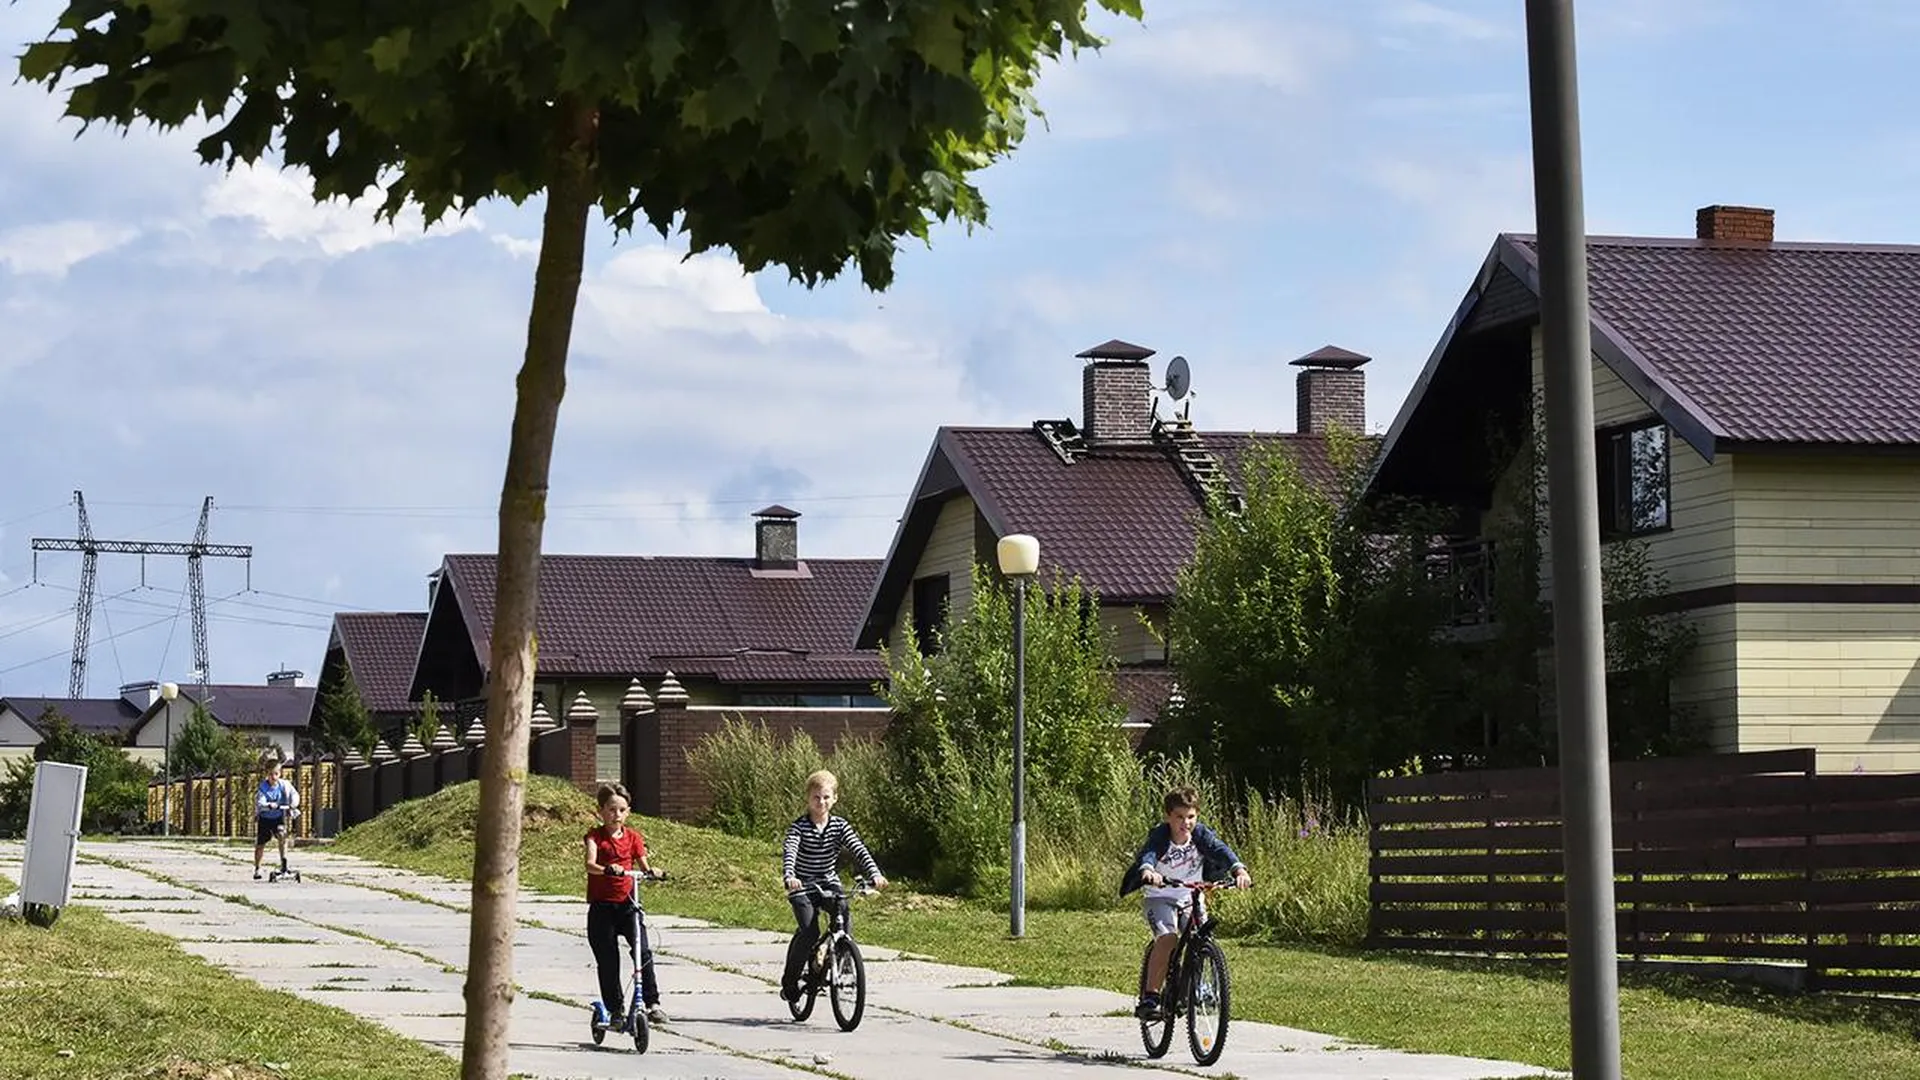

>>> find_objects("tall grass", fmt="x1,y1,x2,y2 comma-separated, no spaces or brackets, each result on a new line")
686,720,1371,945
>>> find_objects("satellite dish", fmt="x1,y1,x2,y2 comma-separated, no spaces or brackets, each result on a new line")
1165,355,1191,401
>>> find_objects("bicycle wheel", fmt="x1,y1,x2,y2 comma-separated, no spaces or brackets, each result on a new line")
1137,943,1174,1059
829,937,866,1032
1185,939,1230,1066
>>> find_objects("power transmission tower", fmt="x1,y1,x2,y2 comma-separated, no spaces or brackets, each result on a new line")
31,491,253,698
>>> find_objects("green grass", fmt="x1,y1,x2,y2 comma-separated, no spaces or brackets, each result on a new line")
0,874,457,1080
335,776,1920,1080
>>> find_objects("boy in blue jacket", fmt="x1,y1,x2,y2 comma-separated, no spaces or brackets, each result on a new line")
1119,786,1252,1020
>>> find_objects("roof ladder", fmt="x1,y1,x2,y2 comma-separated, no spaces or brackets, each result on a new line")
1154,416,1244,515
1034,419,1088,464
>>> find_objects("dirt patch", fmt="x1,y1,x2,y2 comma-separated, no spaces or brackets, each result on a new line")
138,1060,285,1080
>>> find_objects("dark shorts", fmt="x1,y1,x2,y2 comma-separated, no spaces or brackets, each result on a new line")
256,815,284,845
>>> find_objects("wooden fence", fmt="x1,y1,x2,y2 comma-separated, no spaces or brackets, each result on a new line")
147,719,575,839
1367,748,1920,994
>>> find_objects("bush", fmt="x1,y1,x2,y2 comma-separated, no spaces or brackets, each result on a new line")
683,715,893,855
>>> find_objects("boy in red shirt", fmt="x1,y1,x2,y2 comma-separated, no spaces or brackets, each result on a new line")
584,782,666,1027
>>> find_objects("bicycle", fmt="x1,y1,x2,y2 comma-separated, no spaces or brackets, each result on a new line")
588,868,666,1053
784,876,874,1032
1137,879,1239,1066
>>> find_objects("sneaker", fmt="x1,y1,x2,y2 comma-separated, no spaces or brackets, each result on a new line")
645,1005,668,1025
606,1012,626,1030
1134,995,1162,1021
253,870,262,881
779,985,800,1003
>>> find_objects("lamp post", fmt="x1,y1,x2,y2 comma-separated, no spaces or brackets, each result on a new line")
995,533,1040,939
158,681,179,836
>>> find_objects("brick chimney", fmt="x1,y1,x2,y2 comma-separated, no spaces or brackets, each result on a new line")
753,504,799,570
1696,204,1773,243
1076,338,1154,445
1292,345,1369,435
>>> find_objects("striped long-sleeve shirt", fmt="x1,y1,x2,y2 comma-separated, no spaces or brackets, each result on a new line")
781,814,882,885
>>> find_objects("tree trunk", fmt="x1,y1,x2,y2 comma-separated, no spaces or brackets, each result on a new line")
459,95,599,1080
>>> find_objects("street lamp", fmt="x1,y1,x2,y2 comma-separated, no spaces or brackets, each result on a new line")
995,532,1040,939
158,681,179,837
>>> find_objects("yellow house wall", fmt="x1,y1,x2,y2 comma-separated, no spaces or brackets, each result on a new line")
1527,334,1735,603
886,494,982,649
1103,605,1168,664
1731,455,1920,584
1732,604,1920,773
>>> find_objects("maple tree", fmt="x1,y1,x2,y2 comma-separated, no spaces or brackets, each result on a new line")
19,0,1140,1074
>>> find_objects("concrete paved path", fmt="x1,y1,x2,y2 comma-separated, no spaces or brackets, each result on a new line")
1,840,1557,1079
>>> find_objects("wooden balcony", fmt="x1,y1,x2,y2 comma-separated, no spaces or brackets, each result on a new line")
1426,538,1497,629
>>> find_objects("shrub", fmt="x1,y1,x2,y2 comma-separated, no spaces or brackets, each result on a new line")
0,712,154,836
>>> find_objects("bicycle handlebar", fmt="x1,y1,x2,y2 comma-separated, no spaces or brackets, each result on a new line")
787,876,877,899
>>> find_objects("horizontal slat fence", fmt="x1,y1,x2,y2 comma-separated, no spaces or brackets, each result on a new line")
1368,748,1920,994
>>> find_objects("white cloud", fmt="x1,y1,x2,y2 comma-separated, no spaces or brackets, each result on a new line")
201,163,483,257
0,220,140,277
1364,151,1535,258
1382,1,1512,43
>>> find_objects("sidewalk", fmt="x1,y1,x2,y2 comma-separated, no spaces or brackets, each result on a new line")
1,840,1558,1079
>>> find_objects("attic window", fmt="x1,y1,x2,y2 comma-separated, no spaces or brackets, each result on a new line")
1597,420,1670,539
911,574,949,655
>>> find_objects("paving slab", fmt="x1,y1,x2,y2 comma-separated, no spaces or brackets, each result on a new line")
1,840,1560,1079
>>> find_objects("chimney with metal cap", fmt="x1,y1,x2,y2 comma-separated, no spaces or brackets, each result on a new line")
753,504,800,569
1292,345,1370,435
1078,338,1155,444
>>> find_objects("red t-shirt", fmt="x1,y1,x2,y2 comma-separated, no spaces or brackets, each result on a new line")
586,825,648,903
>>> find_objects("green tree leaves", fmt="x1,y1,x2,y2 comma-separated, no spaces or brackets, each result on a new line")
20,0,1137,291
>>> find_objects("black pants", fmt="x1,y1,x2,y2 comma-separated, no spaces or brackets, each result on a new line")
782,889,849,995
587,900,658,1012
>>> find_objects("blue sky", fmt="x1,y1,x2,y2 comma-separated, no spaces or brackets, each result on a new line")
3,0,1918,697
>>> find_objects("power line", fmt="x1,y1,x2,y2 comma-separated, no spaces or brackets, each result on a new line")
89,492,907,514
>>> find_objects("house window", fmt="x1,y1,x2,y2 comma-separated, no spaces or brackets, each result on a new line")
911,574,950,655
1597,420,1670,538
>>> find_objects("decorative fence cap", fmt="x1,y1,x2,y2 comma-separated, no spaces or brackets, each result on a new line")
463,714,488,746
400,731,430,758
530,700,557,733
429,722,459,751
621,677,654,714
655,671,689,705
341,746,368,768
567,690,598,725
371,737,400,763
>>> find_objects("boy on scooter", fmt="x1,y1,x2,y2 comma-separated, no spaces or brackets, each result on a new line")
584,782,667,1029
253,756,300,881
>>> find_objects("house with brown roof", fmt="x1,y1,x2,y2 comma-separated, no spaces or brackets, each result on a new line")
856,338,1368,725
310,611,431,740
0,685,150,765
123,673,317,763
408,507,887,779
1367,204,1920,773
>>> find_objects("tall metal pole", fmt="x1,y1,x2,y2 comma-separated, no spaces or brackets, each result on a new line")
163,706,172,837
1009,576,1028,939
1523,3,1622,1078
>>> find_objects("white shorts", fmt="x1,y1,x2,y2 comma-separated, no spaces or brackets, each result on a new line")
1143,896,1192,937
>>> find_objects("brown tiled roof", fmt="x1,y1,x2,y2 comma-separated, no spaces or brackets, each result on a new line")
1508,235,1920,446
2,696,143,740
1113,667,1176,725
334,612,427,712
434,554,884,685
184,684,316,729
943,427,1339,602
857,424,1355,648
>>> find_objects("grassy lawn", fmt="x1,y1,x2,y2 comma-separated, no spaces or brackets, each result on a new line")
0,872,459,1080
334,777,1920,1080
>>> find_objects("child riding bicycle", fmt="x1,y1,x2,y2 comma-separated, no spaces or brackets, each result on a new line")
584,782,667,1029
779,769,886,1003
252,756,300,880
1119,786,1252,1020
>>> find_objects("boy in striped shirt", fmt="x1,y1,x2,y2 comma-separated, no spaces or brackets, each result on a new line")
779,769,887,1002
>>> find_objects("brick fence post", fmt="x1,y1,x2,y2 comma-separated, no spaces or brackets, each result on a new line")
567,691,600,794
462,710,487,782
653,672,690,819
619,678,657,814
